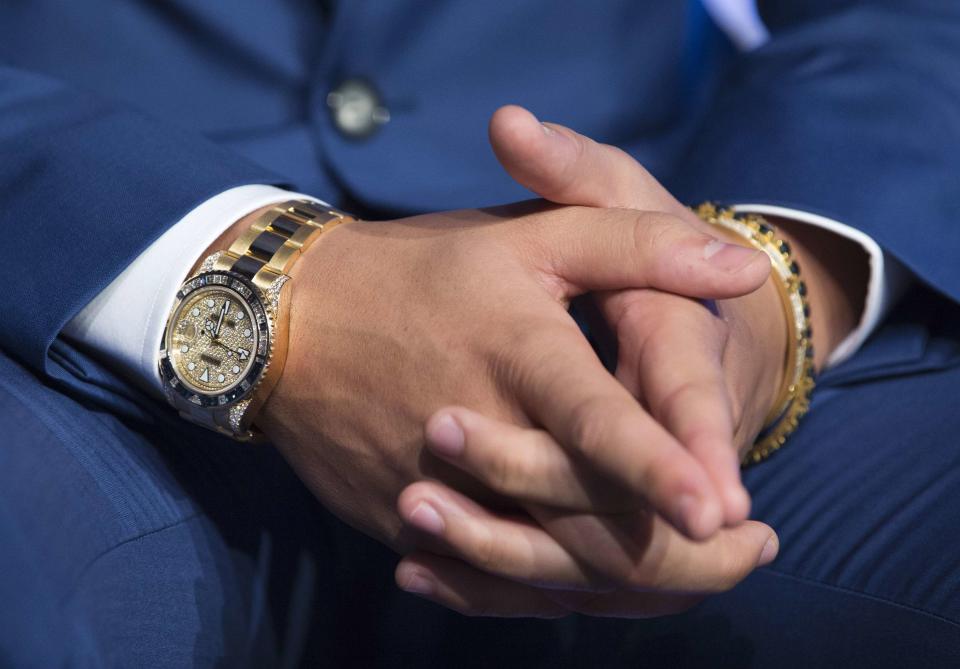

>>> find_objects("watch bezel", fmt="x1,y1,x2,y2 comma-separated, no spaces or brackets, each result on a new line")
159,270,274,409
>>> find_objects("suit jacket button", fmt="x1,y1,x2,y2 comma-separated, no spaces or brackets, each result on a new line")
326,79,390,139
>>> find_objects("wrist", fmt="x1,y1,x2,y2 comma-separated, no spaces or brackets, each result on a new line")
257,214,360,443
699,207,814,457
718,273,787,452
767,217,868,372
704,206,855,462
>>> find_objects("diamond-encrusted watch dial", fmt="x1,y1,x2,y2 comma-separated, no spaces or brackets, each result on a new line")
160,270,274,413
166,285,259,395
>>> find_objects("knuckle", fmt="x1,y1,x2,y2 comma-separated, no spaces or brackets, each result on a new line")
614,309,646,346
513,223,554,269
631,212,689,257
487,324,551,393
654,380,707,426
485,448,528,496
613,296,656,338
568,396,618,457
471,525,506,574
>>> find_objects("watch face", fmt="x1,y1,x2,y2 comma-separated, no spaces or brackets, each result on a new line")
167,286,258,395
161,272,272,406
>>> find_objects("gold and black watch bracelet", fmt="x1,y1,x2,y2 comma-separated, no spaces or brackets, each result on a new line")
694,203,816,465
213,200,352,290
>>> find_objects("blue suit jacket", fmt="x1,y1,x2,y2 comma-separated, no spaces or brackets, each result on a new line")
2,1,960,666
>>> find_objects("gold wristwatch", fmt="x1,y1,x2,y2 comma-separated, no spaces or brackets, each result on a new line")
159,200,354,441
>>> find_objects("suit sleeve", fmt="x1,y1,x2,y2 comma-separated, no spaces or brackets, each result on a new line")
0,65,284,378
668,0,960,304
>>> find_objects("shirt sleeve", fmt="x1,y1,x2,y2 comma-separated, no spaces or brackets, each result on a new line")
733,204,911,368
60,185,326,397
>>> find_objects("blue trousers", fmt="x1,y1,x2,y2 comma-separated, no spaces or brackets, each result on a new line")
2,299,959,667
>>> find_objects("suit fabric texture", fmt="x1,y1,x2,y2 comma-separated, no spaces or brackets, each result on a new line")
1,1,959,666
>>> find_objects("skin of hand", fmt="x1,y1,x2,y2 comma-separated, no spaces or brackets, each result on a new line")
392,106,867,617
197,175,774,563
252,200,770,548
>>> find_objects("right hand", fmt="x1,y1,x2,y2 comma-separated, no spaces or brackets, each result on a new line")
255,198,770,548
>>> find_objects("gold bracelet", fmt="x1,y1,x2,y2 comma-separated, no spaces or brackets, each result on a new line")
694,203,816,465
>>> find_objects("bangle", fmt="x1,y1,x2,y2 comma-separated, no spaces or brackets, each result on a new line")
694,203,816,465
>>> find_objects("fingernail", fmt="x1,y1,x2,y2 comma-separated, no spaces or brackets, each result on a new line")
703,239,764,273
399,568,435,596
758,535,779,566
408,501,445,536
427,413,465,457
541,121,554,136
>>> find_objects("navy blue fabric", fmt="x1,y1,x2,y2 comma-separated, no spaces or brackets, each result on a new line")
669,0,960,303
0,65,284,378
0,350,345,667
1,1,960,666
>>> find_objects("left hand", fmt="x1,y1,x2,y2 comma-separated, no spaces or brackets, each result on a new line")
392,107,791,616
490,106,788,464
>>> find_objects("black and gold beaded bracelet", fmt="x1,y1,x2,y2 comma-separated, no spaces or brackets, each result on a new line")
694,203,816,465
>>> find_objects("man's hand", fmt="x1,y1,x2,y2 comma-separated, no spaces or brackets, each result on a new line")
489,105,785,508
392,106,864,617
483,105,864,456
249,194,769,552
383,106,782,617
395,448,778,618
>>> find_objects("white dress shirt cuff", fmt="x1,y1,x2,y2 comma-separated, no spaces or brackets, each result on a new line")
61,185,325,396
733,204,910,368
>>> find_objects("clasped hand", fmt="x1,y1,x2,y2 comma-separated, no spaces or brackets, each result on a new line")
257,106,786,619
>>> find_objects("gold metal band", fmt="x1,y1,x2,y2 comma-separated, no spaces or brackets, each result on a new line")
214,200,354,291
695,203,816,465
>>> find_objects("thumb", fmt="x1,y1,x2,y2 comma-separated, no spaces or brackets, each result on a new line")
489,104,688,217
489,106,771,298
491,104,770,300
